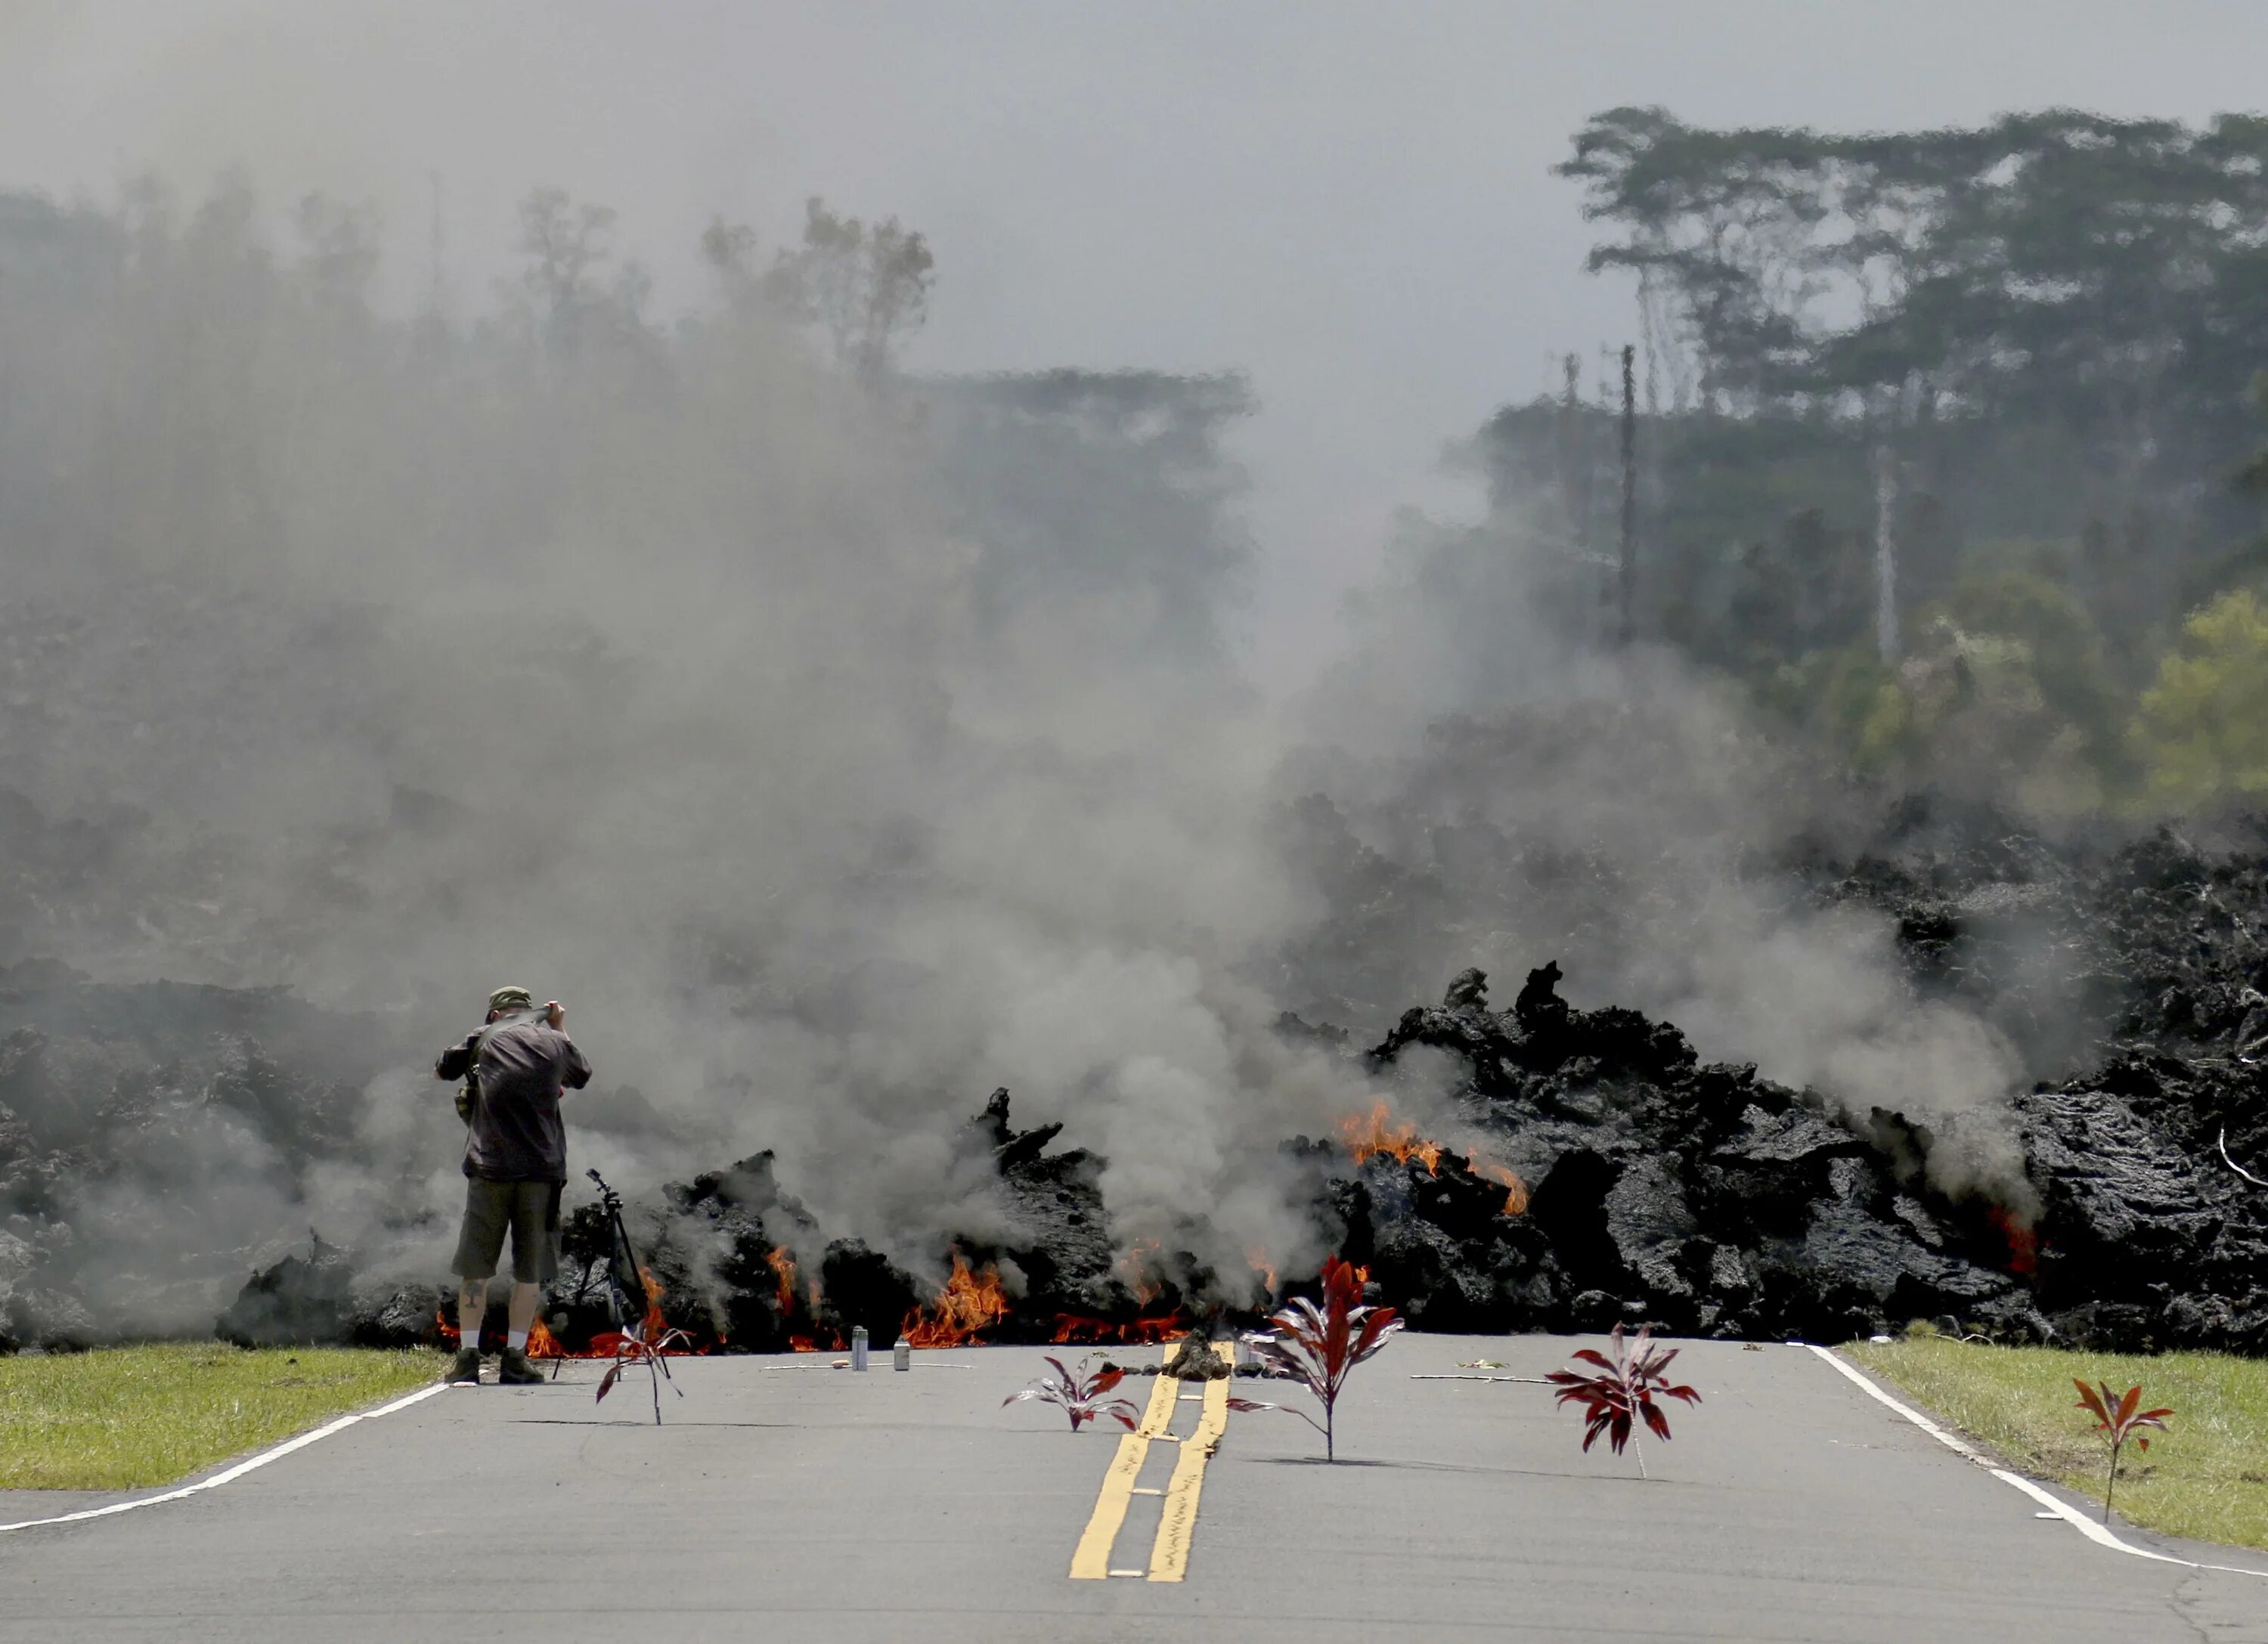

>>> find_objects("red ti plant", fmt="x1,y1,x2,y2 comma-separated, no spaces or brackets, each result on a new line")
1547,1324,1700,1479
596,1322,694,1426
1232,1255,1402,1461
2074,1380,2174,1524
1003,1355,1142,1433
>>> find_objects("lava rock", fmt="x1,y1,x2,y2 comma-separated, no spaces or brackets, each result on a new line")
215,1239,353,1347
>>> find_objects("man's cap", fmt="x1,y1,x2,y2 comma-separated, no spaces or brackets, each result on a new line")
488,986,535,1015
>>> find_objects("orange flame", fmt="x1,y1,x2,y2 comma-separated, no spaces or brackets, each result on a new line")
900,1252,1011,1347
1117,1238,1166,1305
764,1247,798,1314
1049,1312,1190,1345
1986,1204,2039,1277
1467,1150,1531,1216
1338,1099,1443,1174
637,1267,668,1340
525,1317,563,1359
1245,1246,1280,1295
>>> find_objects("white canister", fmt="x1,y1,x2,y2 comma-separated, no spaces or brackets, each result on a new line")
892,1335,912,1371
850,1325,869,1371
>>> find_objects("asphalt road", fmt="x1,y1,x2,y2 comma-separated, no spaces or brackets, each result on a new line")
1,1334,2262,1642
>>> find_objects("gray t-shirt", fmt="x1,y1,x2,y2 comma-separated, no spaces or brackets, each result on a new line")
436,1012,593,1182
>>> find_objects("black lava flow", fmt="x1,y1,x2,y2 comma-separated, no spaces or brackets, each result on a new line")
6,805,2268,1356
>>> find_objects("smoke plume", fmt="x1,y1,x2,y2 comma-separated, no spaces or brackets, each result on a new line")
0,166,2049,1339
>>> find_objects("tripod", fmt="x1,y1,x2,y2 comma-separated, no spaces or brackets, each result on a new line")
559,1168,674,1388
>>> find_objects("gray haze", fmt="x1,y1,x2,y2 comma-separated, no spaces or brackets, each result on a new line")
8,1,2268,687
0,2,2211,1333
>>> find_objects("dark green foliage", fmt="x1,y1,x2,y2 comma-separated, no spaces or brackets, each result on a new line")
1448,108,2268,811
1560,106,2268,429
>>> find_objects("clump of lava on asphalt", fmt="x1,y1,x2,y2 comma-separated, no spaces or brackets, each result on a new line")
438,1264,696,1362
226,944,2265,1361
900,1254,1009,1347
183,816,2268,1361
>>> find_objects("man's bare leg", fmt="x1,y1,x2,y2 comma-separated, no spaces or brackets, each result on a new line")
507,1281,540,1340
457,1278,488,1348
494,1280,546,1384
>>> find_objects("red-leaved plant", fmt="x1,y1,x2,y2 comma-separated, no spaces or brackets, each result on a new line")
1003,1355,1142,1432
2074,1380,2173,1523
596,1323,694,1426
1230,1254,1402,1460
1547,1324,1701,1478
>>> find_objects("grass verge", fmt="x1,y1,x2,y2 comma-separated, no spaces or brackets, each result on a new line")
0,1343,440,1491
1847,1336,2268,1552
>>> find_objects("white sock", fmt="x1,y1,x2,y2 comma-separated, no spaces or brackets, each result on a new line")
460,1321,482,1353
507,1329,528,1352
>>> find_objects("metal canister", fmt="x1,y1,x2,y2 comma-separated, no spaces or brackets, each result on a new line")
892,1335,912,1371
850,1325,869,1371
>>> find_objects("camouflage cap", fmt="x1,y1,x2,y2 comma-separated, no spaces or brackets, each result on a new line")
488,986,534,1015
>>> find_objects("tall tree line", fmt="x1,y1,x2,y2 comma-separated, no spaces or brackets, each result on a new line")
0,179,1251,664
1464,107,2268,814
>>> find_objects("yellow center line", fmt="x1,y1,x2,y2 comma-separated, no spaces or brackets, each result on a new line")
1146,1346,1232,1582
1067,1370,1181,1580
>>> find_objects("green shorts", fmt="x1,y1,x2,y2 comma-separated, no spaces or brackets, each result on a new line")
452,1178,562,1284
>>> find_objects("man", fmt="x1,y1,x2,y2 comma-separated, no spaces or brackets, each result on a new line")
435,986,592,1385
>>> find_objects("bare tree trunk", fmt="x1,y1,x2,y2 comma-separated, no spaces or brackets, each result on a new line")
1873,441,1900,663
1619,344,1637,647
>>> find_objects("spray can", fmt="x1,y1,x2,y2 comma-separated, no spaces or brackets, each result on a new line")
850,1326,869,1371
892,1335,911,1371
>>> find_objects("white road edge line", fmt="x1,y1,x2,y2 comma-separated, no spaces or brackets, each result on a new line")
1806,1343,2268,1581
0,1381,449,1534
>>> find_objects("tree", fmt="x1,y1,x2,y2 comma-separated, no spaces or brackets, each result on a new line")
1559,107,2268,436
507,187,649,355
290,194,383,308
764,197,934,385
2130,589,2268,808
1498,106,2268,711
699,215,764,319
926,370,1254,660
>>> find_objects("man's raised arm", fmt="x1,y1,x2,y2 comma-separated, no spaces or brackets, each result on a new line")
435,1033,479,1082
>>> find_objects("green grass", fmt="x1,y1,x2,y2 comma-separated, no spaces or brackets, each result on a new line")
1848,1335,2268,1552
0,1343,442,1491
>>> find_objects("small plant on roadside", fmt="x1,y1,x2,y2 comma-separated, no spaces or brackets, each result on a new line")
1229,1254,1402,1461
596,1323,693,1426
2074,1379,2174,1523
1548,1323,1700,1479
1002,1355,1142,1432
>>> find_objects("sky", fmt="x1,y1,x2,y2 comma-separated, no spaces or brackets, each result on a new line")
6,0,2268,686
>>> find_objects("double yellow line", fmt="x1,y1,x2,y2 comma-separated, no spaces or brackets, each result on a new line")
1067,1345,1232,1583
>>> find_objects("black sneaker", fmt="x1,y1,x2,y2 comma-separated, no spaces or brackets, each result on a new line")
497,1347,544,1385
448,1348,482,1385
